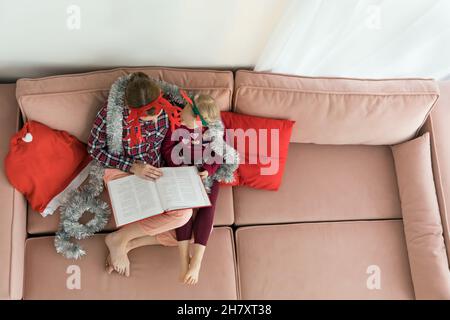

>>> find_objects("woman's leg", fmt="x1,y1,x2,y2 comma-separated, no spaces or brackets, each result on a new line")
105,222,148,276
105,209,192,276
103,168,193,276
106,234,159,274
107,232,193,281
127,235,159,249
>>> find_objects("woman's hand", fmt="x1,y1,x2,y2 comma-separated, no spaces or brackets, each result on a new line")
130,161,163,180
198,170,209,181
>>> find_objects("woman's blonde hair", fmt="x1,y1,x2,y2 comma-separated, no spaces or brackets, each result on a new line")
194,94,220,122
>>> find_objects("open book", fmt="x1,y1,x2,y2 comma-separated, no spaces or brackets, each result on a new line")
106,166,211,226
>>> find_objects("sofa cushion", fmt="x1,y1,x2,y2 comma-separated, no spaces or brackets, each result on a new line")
236,221,414,299
234,143,402,225
392,133,450,299
233,70,439,145
221,111,295,190
27,185,234,235
420,81,450,263
16,67,234,143
0,84,27,300
24,227,237,299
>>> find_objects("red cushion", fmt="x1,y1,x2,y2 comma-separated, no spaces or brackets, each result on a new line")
4,121,91,215
221,111,295,191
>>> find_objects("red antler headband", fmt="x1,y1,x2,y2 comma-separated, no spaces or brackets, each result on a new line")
179,90,208,127
124,92,182,147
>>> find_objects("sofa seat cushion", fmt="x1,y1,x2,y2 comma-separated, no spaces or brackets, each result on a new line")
16,67,234,143
24,227,237,299
27,186,234,235
234,143,402,225
236,221,414,299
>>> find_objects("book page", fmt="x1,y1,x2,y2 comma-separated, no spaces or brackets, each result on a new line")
107,175,163,226
156,167,211,211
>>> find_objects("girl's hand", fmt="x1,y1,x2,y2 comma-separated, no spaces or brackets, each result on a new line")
198,170,209,181
131,161,163,180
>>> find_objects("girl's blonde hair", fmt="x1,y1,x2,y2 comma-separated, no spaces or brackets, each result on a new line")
194,94,220,122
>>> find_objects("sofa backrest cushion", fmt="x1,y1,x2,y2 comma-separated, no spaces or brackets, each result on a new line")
16,67,234,143
234,70,439,145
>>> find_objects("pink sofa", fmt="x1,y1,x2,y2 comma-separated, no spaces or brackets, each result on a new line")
1,67,449,300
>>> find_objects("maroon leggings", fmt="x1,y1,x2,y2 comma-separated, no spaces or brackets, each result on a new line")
175,181,219,246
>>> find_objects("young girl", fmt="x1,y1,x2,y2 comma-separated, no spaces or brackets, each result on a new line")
161,94,239,285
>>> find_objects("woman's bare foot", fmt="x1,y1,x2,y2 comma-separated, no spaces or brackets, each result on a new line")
105,254,114,274
105,232,130,277
106,236,155,276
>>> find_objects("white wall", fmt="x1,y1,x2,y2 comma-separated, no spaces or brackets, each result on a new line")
0,0,289,81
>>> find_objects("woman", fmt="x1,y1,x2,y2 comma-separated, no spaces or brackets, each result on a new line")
87,72,191,277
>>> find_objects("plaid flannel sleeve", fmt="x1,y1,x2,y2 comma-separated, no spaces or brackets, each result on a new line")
87,105,134,172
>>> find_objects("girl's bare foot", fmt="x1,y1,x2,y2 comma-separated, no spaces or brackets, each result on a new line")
177,240,191,282
184,259,201,285
105,232,130,277
179,254,190,282
183,244,205,285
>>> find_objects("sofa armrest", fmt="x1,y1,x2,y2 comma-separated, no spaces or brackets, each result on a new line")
421,80,450,263
0,84,27,300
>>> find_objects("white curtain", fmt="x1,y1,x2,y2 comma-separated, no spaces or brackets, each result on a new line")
255,0,450,80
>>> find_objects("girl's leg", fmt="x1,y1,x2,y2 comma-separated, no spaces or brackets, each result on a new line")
176,216,194,242
184,244,206,285
177,240,191,282
192,181,219,246
175,216,194,281
184,182,220,284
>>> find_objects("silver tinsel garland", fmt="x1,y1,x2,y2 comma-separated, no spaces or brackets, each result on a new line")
106,74,188,155
54,160,110,259
200,120,240,193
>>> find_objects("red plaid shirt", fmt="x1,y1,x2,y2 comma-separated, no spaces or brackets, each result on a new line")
88,104,169,172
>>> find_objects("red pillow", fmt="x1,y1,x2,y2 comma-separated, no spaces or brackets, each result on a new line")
4,121,92,216
221,111,295,191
